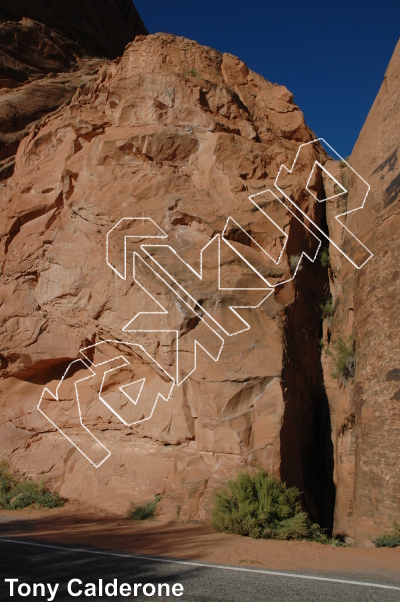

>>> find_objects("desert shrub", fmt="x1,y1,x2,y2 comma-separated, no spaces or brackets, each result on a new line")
331,335,355,384
334,165,349,205
185,68,201,77
0,461,14,507
0,461,64,510
320,247,330,268
373,522,400,548
289,255,302,272
130,495,162,520
309,523,346,546
320,297,334,320
374,534,400,548
212,470,309,540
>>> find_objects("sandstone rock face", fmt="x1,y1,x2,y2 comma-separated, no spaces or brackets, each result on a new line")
0,33,335,523
0,17,106,181
322,40,400,545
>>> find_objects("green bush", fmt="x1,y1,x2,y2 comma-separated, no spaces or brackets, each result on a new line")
374,534,400,548
309,523,346,546
0,461,14,507
320,297,334,320
289,255,303,272
185,68,201,77
373,522,400,548
334,172,348,202
0,461,64,510
212,470,309,540
331,335,355,384
130,495,162,520
320,247,330,268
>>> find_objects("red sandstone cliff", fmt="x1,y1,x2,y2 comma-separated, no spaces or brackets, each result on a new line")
0,3,399,547
0,31,335,526
322,39,400,545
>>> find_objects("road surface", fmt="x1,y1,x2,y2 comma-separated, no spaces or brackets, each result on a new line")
0,538,399,601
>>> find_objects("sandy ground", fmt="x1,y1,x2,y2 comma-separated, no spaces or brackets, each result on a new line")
1,501,399,574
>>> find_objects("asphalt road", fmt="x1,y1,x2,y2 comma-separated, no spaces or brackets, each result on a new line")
0,538,399,602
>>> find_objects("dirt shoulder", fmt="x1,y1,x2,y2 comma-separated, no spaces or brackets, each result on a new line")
1,502,399,574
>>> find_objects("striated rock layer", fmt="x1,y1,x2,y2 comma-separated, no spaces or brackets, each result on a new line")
0,33,335,524
0,17,106,182
322,39,400,545
0,0,148,59
0,0,147,182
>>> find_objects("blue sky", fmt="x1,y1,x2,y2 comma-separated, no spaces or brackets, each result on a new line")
134,0,400,157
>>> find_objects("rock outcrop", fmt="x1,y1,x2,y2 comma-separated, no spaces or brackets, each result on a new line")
0,18,105,182
322,40,400,545
0,32,335,524
2,0,397,541
0,0,147,59
0,0,147,181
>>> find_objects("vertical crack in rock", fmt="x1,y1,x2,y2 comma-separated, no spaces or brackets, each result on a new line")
279,180,336,531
